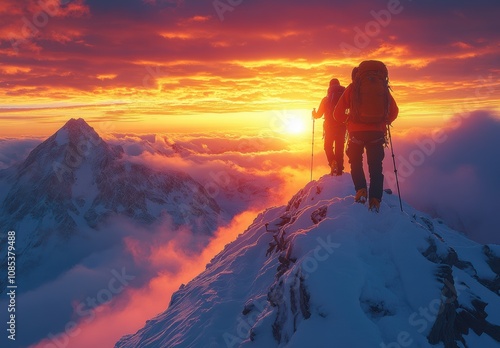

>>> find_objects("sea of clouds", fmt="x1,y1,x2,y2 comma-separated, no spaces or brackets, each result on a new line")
0,110,498,347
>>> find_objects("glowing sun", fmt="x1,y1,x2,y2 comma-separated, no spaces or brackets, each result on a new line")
284,114,307,135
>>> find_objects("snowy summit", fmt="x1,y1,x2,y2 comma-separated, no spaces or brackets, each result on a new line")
116,174,500,348
0,118,221,296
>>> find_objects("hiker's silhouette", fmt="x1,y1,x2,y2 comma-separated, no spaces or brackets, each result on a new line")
312,78,346,176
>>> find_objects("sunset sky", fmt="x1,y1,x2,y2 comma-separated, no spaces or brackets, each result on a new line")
1,0,499,137
1,2,500,347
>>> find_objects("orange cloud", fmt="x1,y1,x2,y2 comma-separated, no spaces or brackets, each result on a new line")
0,0,499,136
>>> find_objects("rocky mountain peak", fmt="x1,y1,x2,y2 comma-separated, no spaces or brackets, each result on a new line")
0,118,221,298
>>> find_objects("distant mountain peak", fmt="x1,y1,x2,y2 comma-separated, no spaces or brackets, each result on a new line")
14,117,114,181
54,117,101,147
0,117,222,298
63,117,92,130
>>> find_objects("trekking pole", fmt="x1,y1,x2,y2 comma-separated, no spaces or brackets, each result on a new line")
387,124,403,212
311,112,315,182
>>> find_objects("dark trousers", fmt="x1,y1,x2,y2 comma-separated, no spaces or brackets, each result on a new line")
346,131,385,201
324,121,346,171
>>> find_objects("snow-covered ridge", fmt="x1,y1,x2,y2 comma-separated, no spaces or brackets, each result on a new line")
116,174,500,348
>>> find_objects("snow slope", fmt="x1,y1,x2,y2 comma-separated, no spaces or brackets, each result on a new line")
116,174,500,348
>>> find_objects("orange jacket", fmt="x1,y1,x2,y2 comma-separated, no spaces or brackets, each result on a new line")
334,84,398,133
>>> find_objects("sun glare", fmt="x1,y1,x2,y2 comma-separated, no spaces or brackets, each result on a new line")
284,113,307,135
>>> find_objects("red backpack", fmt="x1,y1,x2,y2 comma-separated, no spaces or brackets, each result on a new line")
350,60,390,124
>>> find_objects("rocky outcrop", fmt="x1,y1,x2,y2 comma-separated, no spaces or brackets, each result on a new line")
418,217,500,347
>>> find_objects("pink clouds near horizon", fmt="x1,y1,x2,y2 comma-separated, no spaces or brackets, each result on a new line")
29,210,260,348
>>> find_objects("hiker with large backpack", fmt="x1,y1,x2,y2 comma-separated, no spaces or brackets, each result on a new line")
312,78,346,176
334,60,398,212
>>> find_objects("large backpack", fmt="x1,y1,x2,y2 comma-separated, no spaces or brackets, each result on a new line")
350,60,390,124
325,84,346,122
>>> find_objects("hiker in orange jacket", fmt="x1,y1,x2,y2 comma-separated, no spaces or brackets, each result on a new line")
312,78,346,176
334,62,398,211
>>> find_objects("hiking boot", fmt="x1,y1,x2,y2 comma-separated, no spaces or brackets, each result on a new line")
369,198,381,212
355,188,367,203
329,160,338,176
